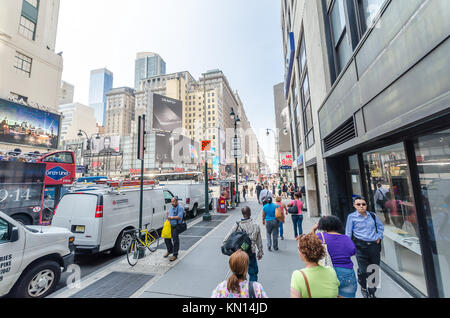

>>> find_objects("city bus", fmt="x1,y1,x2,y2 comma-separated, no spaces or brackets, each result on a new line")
0,150,76,225
147,171,203,184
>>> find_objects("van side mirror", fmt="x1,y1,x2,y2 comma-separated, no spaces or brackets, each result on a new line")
10,227,19,242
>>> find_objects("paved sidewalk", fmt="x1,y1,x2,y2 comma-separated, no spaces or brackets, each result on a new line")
51,197,411,298
140,198,411,298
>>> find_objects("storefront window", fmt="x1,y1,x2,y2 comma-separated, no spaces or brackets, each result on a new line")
363,143,427,295
348,154,362,198
414,129,450,297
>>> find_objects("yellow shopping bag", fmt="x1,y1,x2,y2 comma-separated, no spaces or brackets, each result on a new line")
161,220,172,239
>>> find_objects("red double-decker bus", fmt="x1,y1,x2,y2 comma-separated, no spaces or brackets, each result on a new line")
0,150,76,225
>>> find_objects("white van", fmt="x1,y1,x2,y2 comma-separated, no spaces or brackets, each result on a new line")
51,186,177,255
0,211,74,298
163,183,213,218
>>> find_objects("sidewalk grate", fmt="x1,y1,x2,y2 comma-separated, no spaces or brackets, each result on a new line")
181,226,214,237
70,272,154,298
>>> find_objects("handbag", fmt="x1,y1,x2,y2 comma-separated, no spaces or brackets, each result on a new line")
275,204,284,222
318,232,333,267
288,200,299,214
161,220,172,239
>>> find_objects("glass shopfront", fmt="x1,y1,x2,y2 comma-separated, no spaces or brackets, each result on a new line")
362,143,427,295
413,129,450,297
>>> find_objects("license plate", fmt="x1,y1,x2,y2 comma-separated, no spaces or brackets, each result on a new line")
75,226,85,233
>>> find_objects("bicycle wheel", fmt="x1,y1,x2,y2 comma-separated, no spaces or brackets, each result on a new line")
127,238,140,266
146,229,160,253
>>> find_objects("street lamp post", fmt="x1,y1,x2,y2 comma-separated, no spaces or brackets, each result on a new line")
202,73,212,222
230,108,240,207
77,130,100,176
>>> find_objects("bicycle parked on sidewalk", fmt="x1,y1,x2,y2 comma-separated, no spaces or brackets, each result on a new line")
125,224,160,266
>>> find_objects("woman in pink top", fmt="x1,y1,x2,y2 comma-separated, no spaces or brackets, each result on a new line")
287,192,304,238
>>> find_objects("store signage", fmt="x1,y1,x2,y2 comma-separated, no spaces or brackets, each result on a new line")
46,166,70,181
280,153,293,169
297,154,304,166
201,140,211,151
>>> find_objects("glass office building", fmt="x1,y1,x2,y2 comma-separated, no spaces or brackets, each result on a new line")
88,68,114,126
134,53,166,90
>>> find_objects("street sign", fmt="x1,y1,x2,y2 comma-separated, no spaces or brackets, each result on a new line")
201,140,211,151
231,137,241,150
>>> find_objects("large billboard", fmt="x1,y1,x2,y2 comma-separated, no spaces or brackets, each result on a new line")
155,132,200,164
152,94,182,131
90,136,120,155
0,98,60,149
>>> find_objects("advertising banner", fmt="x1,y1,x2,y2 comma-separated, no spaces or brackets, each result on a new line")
280,153,293,169
0,98,60,149
219,128,226,165
152,94,183,131
91,136,120,155
155,132,200,164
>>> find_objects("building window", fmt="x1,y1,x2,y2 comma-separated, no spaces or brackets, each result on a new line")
18,15,36,40
298,32,314,150
357,0,385,35
329,0,353,74
25,0,39,7
14,51,32,77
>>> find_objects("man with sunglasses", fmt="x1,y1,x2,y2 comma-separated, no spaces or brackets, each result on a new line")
345,197,384,298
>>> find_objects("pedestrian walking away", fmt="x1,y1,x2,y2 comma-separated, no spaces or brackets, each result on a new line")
374,183,391,225
243,185,247,202
275,196,288,240
256,183,262,204
287,193,304,238
262,197,279,251
211,250,268,298
163,197,184,262
345,196,384,298
311,216,357,298
259,184,273,206
223,206,264,282
290,233,340,298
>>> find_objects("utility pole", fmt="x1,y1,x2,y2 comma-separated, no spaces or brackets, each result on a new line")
137,115,146,258
202,74,211,221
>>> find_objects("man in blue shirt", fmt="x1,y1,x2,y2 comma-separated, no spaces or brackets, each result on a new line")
345,196,384,298
262,197,279,251
164,197,184,262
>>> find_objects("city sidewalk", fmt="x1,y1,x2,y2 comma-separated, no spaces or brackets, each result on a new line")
139,197,411,298
51,196,411,298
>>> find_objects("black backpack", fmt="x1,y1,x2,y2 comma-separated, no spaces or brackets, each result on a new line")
221,222,254,256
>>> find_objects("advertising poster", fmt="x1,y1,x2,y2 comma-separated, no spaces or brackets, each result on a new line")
91,136,120,154
0,98,60,149
219,128,226,165
152,94,183,131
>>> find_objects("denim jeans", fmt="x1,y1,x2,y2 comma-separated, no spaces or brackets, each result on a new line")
279,221,284,238
334,267,357,298
248,253,259,282
265,220,279,249
291,214,303,237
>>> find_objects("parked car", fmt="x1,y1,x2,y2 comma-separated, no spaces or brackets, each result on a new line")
0,211,75,298
51,185,176,255
163,183,213,218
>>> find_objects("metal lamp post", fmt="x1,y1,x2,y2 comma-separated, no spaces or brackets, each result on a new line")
77,130,100,176
230,108,240,207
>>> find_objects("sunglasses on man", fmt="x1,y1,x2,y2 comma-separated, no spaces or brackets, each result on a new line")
355,203,367,206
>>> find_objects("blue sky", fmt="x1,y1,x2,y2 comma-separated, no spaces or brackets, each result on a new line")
56,0,285,169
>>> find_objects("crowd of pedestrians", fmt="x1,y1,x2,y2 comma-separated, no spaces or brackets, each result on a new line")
212,180,385,299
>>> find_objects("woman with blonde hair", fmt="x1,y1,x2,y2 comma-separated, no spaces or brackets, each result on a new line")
212,250,268,298
290,233,340,298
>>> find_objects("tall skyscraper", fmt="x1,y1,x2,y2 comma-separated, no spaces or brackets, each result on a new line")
134,52,166,90
88,68,113,126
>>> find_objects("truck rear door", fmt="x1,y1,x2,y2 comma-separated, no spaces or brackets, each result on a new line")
52,193,102,247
